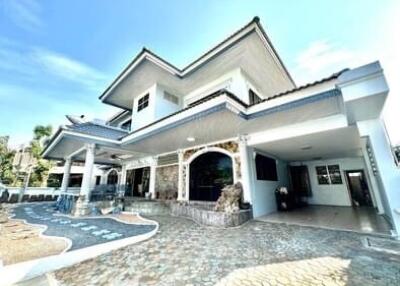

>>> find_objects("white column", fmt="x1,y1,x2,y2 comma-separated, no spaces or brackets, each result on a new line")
239,136,253,203
80,143,95,202
60,157,72,193
119,164,127,196
120,165,127,186
149,158,157,199
358,119,400,237
177,150,184,201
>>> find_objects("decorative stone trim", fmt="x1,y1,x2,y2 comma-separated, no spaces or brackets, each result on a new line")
155,165,179,200
183,141,239,161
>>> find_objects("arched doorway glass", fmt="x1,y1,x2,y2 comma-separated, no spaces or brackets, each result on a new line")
189,151,233,201
107,170,118,185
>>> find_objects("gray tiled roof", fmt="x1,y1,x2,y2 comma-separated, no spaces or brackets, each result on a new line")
67,122,127,140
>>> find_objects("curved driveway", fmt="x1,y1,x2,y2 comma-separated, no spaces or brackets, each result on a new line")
11,203,156,251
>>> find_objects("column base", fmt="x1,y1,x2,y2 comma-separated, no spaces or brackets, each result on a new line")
73,197,92,217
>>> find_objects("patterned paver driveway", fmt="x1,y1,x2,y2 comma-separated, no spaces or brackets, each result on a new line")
11,203,156,250
53,215,400,286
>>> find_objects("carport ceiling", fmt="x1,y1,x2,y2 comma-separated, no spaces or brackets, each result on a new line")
253,126,362,161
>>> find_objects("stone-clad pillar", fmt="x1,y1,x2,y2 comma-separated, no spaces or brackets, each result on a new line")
60,157,72,193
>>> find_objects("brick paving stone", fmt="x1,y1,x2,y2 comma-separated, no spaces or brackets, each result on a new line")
47,215,400,286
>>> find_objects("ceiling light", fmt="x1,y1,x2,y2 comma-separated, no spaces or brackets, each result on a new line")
301,145,312,150
187,137,196,142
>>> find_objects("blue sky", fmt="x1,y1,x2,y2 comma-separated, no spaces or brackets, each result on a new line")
0,0,399,147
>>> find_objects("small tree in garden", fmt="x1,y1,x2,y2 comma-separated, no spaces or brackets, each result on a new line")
28,125,54,187
0,136,16,185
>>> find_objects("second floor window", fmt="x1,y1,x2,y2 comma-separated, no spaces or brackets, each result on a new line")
137,94,149,112
249,89,262,105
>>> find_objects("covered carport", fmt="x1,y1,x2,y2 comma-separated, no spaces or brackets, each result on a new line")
248,124,392,235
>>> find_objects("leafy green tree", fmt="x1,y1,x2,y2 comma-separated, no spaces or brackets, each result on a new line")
29,125,54,187
0,137,16,185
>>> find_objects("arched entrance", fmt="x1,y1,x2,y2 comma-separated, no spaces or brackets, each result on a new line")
107,170,118,185
189,151,234,201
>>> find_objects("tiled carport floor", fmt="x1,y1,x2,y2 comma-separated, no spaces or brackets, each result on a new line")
42,215,400,286
256,206,392,235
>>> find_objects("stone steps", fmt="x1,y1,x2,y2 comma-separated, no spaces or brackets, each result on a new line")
123,200,170,216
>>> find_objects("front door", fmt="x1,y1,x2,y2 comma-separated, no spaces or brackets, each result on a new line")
345,170,373,207
289,165,312,197
189,152,233,201
125,167,150,197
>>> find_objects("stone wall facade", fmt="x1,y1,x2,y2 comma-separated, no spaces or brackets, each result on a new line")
181,139,242,199
155,165,179,200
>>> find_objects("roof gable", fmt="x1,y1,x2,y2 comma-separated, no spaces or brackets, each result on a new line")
100,17,295,108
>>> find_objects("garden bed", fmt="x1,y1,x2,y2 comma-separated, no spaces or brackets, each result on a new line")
0,206,68,265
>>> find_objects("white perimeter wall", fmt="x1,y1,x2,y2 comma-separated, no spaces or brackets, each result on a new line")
290,157,368,207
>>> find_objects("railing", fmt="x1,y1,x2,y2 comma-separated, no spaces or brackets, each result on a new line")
90,184,126,201
0,187,60,203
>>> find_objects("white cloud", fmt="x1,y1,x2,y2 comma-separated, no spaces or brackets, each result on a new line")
0,37,107,90
0,82,114,148
32,48,107,90
373,1,400,145
0,0,43,32
293,40,372,85
292,1,400,144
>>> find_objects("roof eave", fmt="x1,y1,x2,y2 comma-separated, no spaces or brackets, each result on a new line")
99,16,295,106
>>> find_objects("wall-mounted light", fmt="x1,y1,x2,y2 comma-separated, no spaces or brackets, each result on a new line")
187,137,196,142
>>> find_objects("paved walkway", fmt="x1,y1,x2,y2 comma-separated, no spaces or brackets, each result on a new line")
11,203,156,250
50,215,400,286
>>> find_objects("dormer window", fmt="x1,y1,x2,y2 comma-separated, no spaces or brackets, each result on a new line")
249,89,262,105
137,94,149,112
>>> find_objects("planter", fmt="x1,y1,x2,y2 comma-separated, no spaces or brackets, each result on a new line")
170,202,252,227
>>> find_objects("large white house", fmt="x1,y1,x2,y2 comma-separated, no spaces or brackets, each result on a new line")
42,17,400,236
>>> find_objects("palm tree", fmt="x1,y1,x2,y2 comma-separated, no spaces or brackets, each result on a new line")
29,125,54,187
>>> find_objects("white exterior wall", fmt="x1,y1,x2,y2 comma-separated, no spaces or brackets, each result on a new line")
154,84,181,119
248,148,289,217
183,68,261,107
290,157,369,206
130,84,181,131
128,69,263,132
357,119,400,235
131,84,157,131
